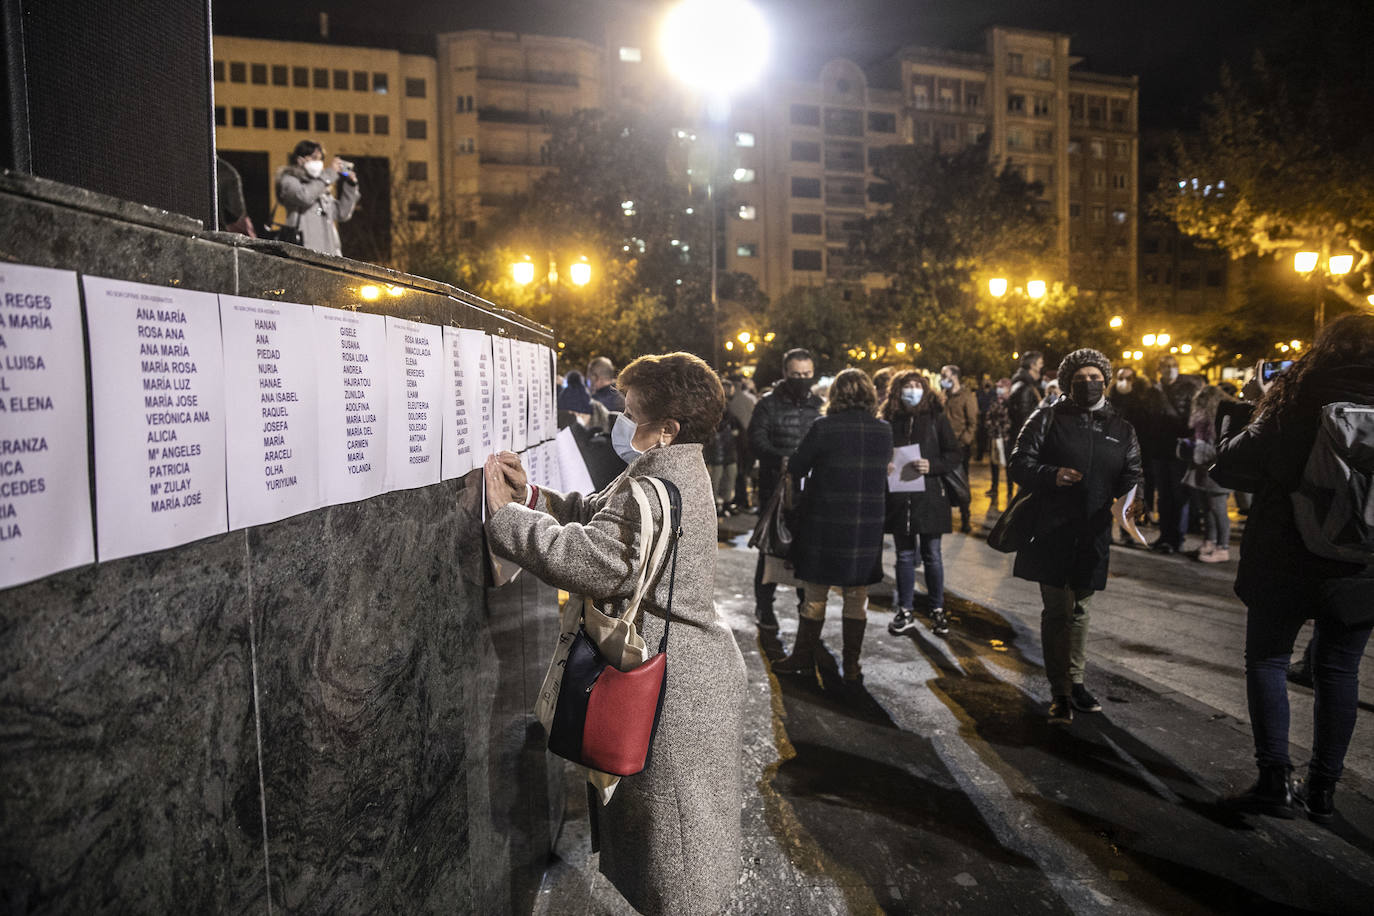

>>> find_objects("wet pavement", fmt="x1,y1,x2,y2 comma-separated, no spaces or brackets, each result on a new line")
533,465,1374,914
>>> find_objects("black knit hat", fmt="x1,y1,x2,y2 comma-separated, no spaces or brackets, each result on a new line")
1056,348,1112,383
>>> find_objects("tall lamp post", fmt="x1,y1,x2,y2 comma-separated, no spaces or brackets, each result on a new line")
512,253,592,349
1294,247,1353,333
660,0,770,368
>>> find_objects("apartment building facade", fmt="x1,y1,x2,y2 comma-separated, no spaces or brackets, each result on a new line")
895,27,1139,311
435,31,606,237
211,35,439,262
715,60,905,300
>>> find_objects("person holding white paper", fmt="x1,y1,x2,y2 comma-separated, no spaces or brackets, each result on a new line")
881,371,962,639
1008,348,1142,725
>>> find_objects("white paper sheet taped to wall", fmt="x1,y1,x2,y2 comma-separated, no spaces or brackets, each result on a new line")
0,264,94,588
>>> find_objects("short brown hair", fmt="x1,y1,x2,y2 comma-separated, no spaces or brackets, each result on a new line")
618,351,725,445
826,368,877,415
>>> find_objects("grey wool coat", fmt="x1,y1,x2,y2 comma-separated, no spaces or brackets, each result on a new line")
485,444,746,916
274,165,360,257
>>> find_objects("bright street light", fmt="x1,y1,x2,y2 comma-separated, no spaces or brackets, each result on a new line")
1181,344,1193,354
1157,333,1171,346
660,0,771,102
1329,254,1354,276
1132,350,1144,360
512,259,535,285
1026,280,1047,299
569,257,592,287
1294,251,1320,273
737,331,751,343
359,284,381,301
1142,333,1157,347
894,342,907,354
1109,315,1124,329
988,277,1008,297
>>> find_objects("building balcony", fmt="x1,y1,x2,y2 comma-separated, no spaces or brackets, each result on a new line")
479,152,552,167
476,108,553,126
824,192,866,209
476,66,580,88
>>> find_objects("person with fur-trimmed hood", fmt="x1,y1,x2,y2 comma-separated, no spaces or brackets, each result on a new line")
1009,348,1142,724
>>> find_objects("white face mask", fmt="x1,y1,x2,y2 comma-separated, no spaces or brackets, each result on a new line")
303,159,325,178
611,413,644,463
1161,367,1179,383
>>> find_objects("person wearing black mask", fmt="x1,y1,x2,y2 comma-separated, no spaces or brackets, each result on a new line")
1009,348,1142,724
747,348,823,629
1143,354,1202,553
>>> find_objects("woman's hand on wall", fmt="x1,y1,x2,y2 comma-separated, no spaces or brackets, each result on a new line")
495,451,528,490
484,454,519,515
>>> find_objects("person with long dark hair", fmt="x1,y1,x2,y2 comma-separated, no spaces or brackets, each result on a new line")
883,370,963,639
1213,313,1374,823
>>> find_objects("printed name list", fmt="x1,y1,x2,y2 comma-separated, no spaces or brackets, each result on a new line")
315,308,388,505
84,276,227,561
0,264,94,589
221,296,321,529
385,317,443,491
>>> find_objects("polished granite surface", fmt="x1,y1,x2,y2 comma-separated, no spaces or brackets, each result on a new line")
0,173,561,913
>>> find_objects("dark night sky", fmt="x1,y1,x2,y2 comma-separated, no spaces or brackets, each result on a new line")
216,0,1374,131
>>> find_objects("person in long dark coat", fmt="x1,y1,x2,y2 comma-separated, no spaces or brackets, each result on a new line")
1212,314,1374,823
1009,348,1142,725
773,369,892,682
883,370,963,638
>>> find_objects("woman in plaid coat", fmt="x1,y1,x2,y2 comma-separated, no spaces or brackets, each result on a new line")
773,369,893,682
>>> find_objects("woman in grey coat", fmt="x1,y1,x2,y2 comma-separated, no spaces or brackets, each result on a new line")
484,351,746,915
273,139,360,257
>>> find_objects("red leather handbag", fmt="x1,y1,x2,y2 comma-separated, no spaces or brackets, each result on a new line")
547,478,682,777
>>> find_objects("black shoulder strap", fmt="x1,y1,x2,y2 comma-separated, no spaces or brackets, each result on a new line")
653,478,683,655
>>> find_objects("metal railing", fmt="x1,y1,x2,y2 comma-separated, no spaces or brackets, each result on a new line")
476,66,579,87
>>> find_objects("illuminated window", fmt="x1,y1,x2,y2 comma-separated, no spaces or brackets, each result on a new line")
733,168,756,183
619,46,642,63
736,243,758,257
737,205,757,220
735,131,755,147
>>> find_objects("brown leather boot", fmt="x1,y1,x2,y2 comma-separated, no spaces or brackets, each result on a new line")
772,617,824,675
841,617,867,682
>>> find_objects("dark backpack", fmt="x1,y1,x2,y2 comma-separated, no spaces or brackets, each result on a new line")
1291,403,1374,564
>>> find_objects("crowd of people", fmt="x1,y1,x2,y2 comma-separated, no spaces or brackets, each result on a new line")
513,317,1372,912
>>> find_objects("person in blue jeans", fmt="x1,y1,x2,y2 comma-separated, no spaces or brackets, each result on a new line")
1213,313,1374,823
883,371,962,639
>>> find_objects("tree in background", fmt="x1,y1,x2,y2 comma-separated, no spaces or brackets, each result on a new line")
859,142,1113,378
1151,56,1374,315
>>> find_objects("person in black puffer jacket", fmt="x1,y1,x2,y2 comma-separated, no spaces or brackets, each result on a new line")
1213,313,1374,824
747,348,824,629
1009,348,1142,725
882,370,963,639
